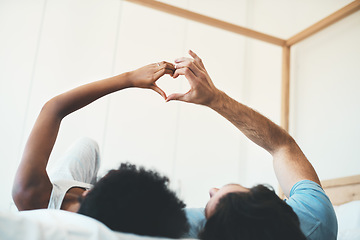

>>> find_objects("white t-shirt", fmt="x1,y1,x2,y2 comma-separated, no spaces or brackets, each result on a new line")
47,137,100,209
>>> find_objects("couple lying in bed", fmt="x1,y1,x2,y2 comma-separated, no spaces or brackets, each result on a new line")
12,50,337,240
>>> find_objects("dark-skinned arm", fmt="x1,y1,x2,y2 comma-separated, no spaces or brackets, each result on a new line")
12,62,175,210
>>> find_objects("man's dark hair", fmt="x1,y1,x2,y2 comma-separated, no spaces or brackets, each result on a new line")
199,185,306,240
78,163,189,238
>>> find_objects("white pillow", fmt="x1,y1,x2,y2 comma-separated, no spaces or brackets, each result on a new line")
334,200,360,232
337,229,360,240
0,209,196,240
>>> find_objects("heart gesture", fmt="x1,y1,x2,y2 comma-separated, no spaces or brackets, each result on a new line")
128,50,220,107
166,50,220,107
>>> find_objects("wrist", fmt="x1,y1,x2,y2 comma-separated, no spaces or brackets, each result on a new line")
207,90,225,110
122,71,135,88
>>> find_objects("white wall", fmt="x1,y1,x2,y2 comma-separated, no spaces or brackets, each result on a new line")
0,0,359,211
0,0,250,210
244,0,359,188
0,0,47,211
290,10,360,181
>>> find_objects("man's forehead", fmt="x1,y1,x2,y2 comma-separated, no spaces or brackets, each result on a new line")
222,183,248,190
223,183,241,187
205,184,248,218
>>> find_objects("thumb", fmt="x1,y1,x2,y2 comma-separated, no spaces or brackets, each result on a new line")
166,92,189,102
151,85,167,100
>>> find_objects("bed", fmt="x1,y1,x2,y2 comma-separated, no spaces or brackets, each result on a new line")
1,175,359,240
322,175,360,240
322,174,360,206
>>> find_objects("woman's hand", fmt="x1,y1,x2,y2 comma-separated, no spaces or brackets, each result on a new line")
127,61,175,99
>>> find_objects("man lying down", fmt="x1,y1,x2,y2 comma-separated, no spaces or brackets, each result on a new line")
12,50,337,240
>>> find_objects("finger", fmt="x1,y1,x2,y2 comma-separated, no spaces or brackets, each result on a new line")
164,61,175,71
155,65,175,77
154,68,175,80
172,67,197,85
157,61,175,70
175,61,203,77
165,92,190,103
174,57,193,64
164,67,175,77
175,57,203,72
174,65,196,78
151,84,167,100
155,61,175,76
188,50,205,69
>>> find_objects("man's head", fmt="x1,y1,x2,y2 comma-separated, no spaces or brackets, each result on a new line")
201,184,306,240
77,163,189,238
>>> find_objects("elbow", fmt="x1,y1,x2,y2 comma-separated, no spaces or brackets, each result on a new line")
41,97,65,119
12,184,31,211
270,133,297,155
281,135,296,148
12,183,49,211
272,136,299,156
42,97,58,113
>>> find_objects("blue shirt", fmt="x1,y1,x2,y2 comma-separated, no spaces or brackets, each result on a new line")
185,180,338,239
286,180,337,239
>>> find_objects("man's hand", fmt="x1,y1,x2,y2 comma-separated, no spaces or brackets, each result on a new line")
167,50,320,197
128,61,175,100
166,50,220,106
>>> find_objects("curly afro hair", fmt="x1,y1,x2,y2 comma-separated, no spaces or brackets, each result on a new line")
78,163,189,238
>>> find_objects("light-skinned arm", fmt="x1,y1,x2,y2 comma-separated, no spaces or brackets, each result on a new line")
13,62,175,210
167,50,320,198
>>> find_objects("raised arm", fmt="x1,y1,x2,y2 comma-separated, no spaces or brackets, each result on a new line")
13,62,175,210
167,51,320,197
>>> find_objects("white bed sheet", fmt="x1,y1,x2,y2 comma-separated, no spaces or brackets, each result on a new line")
1,201,360,240
334,200,360,240
0,209,196,240
334,200,360,231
